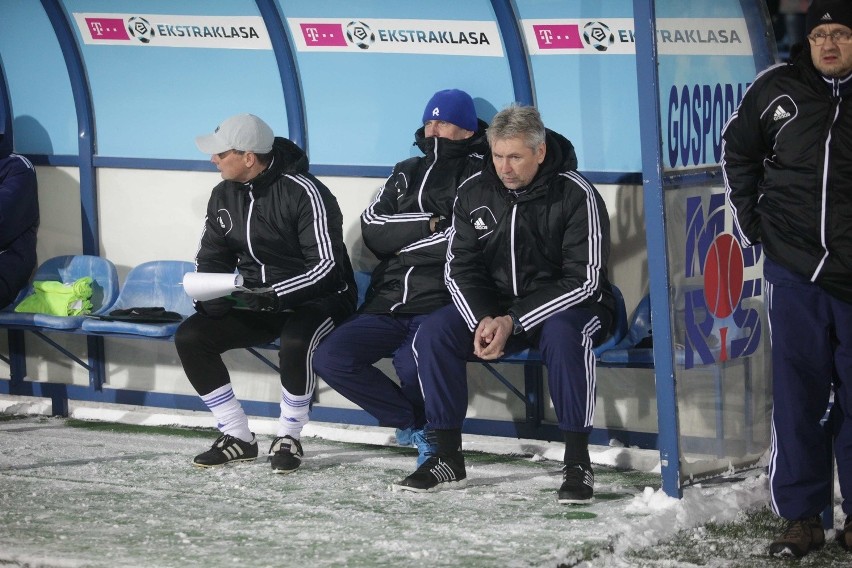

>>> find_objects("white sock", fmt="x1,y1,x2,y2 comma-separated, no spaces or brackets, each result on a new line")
201,384,252,442
278,386,312,439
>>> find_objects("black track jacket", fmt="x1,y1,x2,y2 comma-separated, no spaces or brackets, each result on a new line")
360,121,488,314
195,137,356,310
723,53,852,304
447,129,615,335
0,150,38,308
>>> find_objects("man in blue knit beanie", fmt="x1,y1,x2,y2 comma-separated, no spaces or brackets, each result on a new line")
314,89,487,466
421,89,479,133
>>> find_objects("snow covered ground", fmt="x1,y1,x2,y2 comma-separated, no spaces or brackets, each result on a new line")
0,394,848,567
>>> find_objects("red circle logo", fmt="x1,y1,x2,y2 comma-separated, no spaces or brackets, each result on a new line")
703,233,744,319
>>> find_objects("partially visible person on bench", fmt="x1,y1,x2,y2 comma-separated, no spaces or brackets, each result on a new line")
313,89,487,465
176,113,356,473
0,132,39,310
393,104,615,503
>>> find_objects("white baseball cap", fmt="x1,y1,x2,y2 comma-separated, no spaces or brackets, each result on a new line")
195,113,274,155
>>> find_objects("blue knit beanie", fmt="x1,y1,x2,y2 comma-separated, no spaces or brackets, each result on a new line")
422,89,478,132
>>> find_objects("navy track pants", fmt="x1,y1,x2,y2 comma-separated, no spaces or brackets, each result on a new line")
765,257,852,519
412,303,606,432
312,313,428,429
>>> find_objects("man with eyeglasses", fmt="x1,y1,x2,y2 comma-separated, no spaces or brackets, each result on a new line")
722,0,852,559
176,113,357,473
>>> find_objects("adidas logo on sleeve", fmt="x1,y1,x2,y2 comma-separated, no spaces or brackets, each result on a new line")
773,105,791,122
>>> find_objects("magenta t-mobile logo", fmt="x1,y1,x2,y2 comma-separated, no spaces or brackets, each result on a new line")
533,25,582,49
300,23,347,46
86,18,130,40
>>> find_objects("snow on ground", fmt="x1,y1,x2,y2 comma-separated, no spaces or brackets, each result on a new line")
0,394,846,567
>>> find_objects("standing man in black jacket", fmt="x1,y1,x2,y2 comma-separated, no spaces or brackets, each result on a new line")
313,89,487,465
393,104,615,502
176,114,356,473
723,0,852,558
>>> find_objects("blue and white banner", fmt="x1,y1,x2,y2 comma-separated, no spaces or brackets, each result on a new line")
522,18,751,56
287,18,504,56
73,13,272,50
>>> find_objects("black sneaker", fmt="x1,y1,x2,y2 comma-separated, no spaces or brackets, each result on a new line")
838,515,852,552
768,516,825,558
558,462,594,504
193,433,258,467
391,455,467,493
268,435,304,474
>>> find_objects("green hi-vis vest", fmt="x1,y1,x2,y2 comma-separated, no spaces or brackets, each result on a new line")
14,277,94,316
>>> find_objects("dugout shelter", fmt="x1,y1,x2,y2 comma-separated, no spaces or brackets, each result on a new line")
0,0,776,498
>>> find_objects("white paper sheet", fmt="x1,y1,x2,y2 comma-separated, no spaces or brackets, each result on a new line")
182,272,246,301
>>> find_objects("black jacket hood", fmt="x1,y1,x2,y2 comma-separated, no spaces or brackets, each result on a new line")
481,128,578,194
250,136,308,189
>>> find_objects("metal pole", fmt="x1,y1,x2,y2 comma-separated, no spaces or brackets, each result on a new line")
633,0,683,498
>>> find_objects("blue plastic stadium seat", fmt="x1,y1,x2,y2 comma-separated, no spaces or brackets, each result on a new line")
0,255,119,330
355,270,371,309
81,260,195,338
598,294,654,365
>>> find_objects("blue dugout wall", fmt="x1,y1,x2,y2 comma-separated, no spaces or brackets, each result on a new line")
0,0,776,498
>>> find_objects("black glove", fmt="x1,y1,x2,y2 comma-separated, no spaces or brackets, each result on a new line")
194,297,235,319
232,290,283,312
435,215,452,233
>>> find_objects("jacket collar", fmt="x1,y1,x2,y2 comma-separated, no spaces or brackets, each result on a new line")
413,119,489,161
481,129,578,197
245,136,308,189
797,50,852,96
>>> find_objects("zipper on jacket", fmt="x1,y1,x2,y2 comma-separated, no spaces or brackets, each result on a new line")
245,186,266,283
812,98,840,281
389,266,415,312
417,138,439,212
509,205,519,297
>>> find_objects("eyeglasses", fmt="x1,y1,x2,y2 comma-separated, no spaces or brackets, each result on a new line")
807,30,852,46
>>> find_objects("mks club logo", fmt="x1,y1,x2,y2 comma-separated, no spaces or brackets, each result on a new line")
684,193,761,368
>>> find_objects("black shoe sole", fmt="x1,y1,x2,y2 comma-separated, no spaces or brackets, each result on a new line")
390,478,467,493
768,542,824,558
557,495,594,505
192,456,257,468
270,461,302,474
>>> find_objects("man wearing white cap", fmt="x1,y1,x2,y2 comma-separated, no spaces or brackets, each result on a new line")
176,113,357,473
